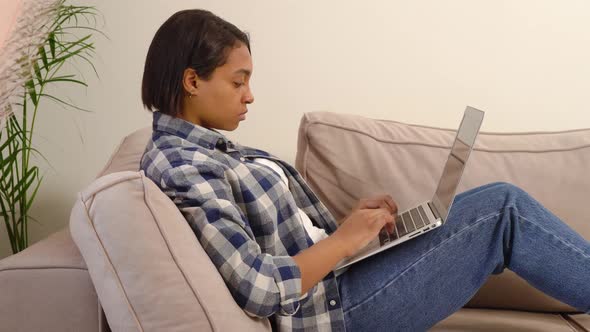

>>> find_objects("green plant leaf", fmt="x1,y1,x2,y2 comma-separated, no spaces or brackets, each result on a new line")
39,93,91,112
38,46,49,68
48,32,56,58
39,39,93,71
44,76,88,87
0,148,34,187
75,53,99,78
24,174,43,213
0,154,20,187
25,80,38,106
0,131,22,154
12,167,39,205
62,26,108,39
33,62,42,83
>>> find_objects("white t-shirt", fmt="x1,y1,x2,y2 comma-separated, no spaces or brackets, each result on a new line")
252,158,329,243
252,158,348,278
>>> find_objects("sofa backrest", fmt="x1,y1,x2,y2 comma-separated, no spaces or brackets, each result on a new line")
70,127,271,332
295,111,590,313
96,127,152,178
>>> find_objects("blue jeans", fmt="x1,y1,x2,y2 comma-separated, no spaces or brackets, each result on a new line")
336,182,590,331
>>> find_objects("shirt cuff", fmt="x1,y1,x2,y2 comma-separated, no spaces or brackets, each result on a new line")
271,255,303,316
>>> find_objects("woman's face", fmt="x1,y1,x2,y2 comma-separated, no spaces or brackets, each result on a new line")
180,42,254,131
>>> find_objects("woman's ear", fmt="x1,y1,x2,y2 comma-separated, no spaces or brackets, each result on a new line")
182,68,199,97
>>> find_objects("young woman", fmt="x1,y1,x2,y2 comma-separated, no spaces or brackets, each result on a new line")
139,9,590,331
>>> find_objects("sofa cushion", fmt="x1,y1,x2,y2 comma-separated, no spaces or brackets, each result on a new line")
430,308,585,332
69,171,271,332
568,313,590,330
295,111,590,313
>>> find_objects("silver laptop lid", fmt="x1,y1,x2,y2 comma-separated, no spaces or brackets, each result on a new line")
431,106,484,222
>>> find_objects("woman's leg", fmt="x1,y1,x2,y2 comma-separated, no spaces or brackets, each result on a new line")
337,182,590,331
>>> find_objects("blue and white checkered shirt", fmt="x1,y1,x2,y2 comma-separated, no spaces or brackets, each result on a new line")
140,112,346,331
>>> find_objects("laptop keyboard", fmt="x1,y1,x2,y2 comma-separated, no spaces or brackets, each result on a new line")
379,205,431,246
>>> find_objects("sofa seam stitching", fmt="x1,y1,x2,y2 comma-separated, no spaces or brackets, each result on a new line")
82,171,141,201
0,266,88,272
80,191,145,332
306,121,590,153
307,113,590,135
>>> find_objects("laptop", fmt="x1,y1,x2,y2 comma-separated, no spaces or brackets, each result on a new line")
334,106,485,270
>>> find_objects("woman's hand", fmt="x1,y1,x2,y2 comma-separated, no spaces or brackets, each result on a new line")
333,206,396,258
338,194,399,233
352,194,398,214
294,194,398,293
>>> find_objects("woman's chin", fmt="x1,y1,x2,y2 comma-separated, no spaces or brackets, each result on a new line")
223,122,240,132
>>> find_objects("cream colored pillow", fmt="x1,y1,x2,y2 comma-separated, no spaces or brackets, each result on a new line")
296,111,590,313
69,170,271,332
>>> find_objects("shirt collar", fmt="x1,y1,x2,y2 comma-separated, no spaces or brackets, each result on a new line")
152,111,235,151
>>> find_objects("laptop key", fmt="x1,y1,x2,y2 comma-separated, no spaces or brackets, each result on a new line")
379,228,390,246
402,212,415,233
410,208,425,228
389,220,400,240
396,216,407,237
418,206,430,225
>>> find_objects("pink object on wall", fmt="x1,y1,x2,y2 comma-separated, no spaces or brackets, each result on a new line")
0,0,23,50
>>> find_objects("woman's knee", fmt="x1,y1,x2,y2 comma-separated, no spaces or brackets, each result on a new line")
457,182,529,207
488,182,527,195
483,182,535,209
458,182,515,199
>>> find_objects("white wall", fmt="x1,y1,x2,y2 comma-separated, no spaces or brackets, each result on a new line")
1,0,590,259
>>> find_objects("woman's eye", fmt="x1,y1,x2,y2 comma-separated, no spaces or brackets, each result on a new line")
233,82,244,87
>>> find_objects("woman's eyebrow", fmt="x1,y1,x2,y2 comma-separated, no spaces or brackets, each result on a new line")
233,68,251,76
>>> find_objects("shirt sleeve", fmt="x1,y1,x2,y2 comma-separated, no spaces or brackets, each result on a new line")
160,163,303,317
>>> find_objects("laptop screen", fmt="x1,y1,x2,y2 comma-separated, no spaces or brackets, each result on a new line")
432,106,484,221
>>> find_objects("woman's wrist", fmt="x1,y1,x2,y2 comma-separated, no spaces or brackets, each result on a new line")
329,230,352,259
294,232,350,294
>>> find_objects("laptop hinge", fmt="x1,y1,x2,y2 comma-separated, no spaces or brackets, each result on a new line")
428,202,442,220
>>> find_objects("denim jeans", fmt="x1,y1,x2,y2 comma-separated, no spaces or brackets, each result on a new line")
336,182,590,331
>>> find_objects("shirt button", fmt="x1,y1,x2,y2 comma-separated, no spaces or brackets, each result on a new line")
329,300,337,306
239,157,245,161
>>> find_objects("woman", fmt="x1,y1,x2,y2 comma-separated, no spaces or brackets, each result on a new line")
140,9,590,331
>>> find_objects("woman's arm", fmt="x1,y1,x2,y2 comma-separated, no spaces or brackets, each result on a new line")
294,208,395,294
293,234,347,294
163,164,304,318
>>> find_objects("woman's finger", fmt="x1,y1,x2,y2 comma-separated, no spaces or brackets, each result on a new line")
385,195,398,214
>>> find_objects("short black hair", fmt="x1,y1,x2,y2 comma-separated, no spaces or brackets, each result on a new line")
141,9,250,116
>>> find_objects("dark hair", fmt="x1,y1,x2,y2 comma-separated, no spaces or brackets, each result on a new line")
141,9,250,116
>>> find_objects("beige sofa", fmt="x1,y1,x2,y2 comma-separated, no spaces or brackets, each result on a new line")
0,111,588,332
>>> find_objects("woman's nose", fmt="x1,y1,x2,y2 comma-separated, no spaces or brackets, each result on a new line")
244,86,254,104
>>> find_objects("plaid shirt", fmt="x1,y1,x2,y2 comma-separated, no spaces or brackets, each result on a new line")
140,112,346,331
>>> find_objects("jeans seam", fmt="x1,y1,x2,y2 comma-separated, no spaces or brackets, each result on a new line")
516,214,590,260
344,207,510,315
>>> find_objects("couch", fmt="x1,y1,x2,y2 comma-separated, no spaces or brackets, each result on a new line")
0,111,588,332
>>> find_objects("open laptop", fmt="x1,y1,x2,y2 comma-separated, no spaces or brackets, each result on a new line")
334,106,485,270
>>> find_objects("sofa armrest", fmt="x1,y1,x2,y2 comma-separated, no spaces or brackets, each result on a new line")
0,228,102,332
